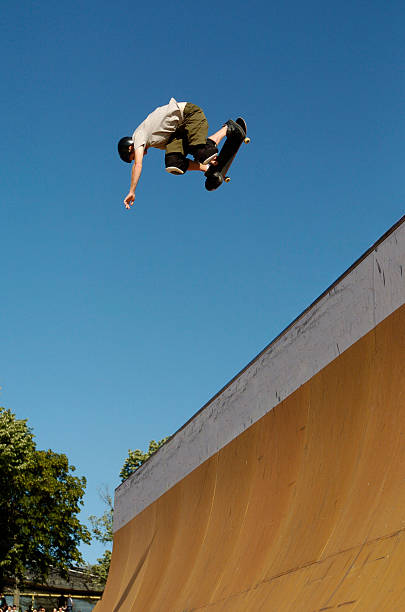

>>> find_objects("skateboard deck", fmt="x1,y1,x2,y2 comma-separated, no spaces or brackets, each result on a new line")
204,117,250,192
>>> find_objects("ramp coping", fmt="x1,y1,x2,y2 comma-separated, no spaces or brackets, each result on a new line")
114,216,405,531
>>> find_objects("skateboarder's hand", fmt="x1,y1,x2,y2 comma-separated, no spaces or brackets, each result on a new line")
124,191,135,209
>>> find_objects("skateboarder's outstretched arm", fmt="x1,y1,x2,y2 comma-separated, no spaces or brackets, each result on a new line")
124,146,145,209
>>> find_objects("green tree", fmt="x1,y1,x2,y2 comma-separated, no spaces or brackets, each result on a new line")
89,489,113,545
88,549,111,586
120,437,169,482
88,489,113,586
0,407,91,589
88,437,169,585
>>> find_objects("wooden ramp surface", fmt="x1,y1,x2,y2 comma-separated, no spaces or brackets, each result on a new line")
96,217,405,612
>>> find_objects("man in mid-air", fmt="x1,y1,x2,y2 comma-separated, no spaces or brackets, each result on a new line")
117,97,240,209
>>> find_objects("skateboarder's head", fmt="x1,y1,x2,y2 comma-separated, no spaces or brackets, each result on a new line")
118,136,134,163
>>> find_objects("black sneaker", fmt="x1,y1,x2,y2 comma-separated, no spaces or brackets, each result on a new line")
192,139,218,164
224,119,244,139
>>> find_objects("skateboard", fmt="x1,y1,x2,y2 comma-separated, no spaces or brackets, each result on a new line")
204,117,250,192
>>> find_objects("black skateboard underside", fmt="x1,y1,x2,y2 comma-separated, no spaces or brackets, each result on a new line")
204,118,247,192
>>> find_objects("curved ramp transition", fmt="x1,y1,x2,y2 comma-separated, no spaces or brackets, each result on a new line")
96,217,405,611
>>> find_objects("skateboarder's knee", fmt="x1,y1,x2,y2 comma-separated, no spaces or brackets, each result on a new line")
165,153,189,175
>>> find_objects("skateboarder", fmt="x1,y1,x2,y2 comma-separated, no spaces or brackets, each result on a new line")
117,97,235,209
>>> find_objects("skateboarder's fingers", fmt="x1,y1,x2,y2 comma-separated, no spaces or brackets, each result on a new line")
124,194,135,208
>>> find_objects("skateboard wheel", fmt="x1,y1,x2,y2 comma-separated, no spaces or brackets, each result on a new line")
244,137,251,144
224,177,231,183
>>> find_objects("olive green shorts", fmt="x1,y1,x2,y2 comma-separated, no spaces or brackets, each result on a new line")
165,103,208,156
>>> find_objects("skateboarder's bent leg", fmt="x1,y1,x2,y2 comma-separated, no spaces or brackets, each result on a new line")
209,120,244,145
207,125,227,146
181,104,218,165
165,130,189,174
164,104,220,174
165,153,207,174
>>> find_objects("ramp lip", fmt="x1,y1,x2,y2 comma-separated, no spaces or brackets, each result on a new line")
114,215,405,530
168,215,405,443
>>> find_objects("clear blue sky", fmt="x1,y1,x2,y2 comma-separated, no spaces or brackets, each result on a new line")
1,0,404,563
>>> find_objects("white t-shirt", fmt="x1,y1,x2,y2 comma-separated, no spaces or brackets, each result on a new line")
132,98,187,151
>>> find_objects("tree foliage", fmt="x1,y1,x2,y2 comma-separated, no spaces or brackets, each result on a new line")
88,549,111,586
88,438,168,585
119,437,169,482
89,489,113,545
87,489,113,587
0,407,90,589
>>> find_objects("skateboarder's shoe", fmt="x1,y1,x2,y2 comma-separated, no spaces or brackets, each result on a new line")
165,152,189,175
203,152,219,165
191,139,218,165
166,166,185,175
224,119,245,140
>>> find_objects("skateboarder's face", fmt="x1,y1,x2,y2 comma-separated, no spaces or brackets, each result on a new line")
129,146,148,162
